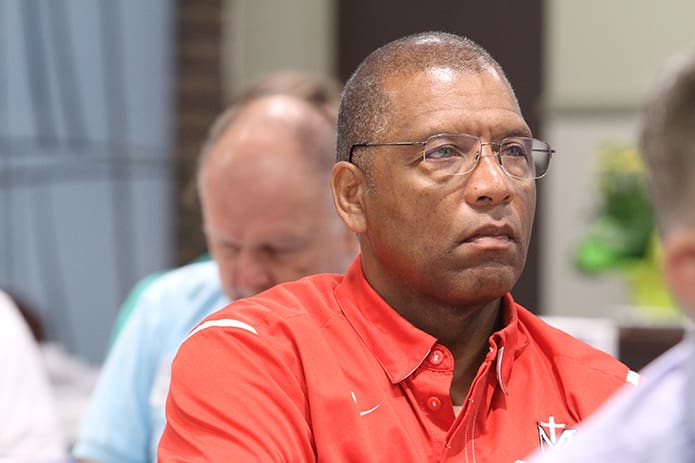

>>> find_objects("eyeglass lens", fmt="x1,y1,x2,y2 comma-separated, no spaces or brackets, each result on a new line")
422,134,551,179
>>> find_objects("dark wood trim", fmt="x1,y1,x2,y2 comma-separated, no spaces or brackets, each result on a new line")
174,0,224,265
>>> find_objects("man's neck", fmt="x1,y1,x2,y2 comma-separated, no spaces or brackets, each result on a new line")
396,295,504,404
440,299,504,405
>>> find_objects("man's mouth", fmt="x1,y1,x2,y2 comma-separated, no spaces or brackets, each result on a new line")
463,224,516,244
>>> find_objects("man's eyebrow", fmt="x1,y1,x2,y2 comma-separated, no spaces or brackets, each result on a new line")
217,239,240,248
265,235,311,248
499,127,532,138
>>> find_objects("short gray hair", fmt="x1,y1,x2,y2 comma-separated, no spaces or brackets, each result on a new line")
198,71,342,179
337,31,517,164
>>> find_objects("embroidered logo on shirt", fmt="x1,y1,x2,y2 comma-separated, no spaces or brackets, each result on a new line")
351,391,381,416
537,416,576,453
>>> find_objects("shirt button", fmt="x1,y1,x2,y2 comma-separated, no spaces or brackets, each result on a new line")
427,396,442,411
429,349,444,366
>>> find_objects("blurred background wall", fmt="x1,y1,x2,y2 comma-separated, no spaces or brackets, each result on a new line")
1,0,174,363
542,0,695,318
2,0,694,365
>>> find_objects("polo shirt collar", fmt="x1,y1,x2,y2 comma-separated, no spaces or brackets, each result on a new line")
336,257,436,383
489,293,526,395
335,256,526,390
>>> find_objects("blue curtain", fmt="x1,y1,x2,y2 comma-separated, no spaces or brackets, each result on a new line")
0,0,175,364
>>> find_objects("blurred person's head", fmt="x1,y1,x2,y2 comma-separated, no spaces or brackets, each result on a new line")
198,72,357,299
640,53,695,316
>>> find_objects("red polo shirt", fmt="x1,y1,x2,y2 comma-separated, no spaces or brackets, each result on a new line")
158,257,634,462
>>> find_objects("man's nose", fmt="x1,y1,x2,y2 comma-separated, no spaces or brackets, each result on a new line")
463,146,513,207
234,251,273,297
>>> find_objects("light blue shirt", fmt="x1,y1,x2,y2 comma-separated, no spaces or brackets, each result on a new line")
72,261,229,463
527,333,695,463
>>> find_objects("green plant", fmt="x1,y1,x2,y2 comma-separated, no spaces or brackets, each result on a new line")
574,143,677,319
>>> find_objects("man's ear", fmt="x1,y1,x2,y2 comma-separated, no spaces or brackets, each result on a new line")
663,229,695,316
331,161,368,234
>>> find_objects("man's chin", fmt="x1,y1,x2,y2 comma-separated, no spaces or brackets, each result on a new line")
231,290,260,300
452,267,519,299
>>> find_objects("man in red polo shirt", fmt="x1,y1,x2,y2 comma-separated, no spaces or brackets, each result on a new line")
158,32,636,463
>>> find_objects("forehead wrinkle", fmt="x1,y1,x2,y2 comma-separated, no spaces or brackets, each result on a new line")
395,107,529,143
379,69,524,140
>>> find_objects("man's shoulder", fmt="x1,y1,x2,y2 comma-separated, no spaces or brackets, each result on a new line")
139,260,224,305
147,260,220,293
526,339,693,463
517,307,633,384
242,272,343,316
124,260,227,332
636,337,692,390
185,273,344,344
0,291,26,337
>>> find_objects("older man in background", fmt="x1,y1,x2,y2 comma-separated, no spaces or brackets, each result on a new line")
73,72,358,463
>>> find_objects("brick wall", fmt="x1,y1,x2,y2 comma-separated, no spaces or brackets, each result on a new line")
174,0,224,265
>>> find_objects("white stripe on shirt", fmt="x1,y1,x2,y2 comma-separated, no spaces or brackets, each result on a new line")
185,318,258,343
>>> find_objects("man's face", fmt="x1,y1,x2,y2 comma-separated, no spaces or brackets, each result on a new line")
356,68,536,311
201,98,356,299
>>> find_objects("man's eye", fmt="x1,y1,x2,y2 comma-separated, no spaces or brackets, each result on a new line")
262,244,302,259
269,247,289,256
424,145,462,160
501,142,528,158
221,243,240,255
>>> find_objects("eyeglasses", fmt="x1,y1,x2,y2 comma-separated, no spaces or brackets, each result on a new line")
349,133,555,180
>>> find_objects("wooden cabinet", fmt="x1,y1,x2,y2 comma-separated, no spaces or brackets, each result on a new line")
619,325,685,371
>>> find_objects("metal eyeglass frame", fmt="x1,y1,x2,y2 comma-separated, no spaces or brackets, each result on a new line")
348,133,556,180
